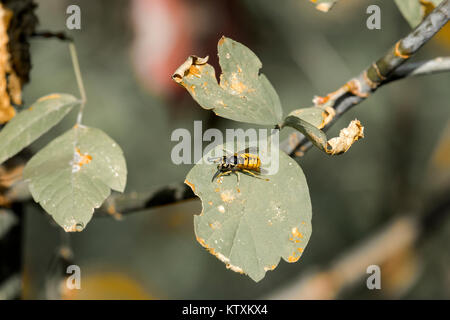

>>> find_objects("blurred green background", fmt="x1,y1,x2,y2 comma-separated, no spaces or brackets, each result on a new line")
21,0,450,299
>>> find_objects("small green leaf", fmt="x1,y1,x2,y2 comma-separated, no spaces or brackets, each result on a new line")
394,0,422,27
186,143,312,282
310,0,338,12
0,94,79,165
172,36,283,125
287,106,329,129
394,0,442,28
283,114,328,151
24,126,127,232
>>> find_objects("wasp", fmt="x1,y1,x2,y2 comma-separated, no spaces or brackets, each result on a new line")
208,147,269,183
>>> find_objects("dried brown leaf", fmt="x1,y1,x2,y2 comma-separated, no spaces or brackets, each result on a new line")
326,119,364,155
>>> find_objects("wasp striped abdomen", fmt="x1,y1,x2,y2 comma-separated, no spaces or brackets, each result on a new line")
237,153,261,172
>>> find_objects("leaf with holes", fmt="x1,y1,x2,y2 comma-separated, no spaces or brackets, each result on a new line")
0,94,79,165
172,36,283,125
23,126,127,232
185,142,312,282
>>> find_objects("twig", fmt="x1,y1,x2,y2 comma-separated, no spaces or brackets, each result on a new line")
69,42,86,125
386,56,450,82
96,183,196,217
31,30,73,42
284,1,450,157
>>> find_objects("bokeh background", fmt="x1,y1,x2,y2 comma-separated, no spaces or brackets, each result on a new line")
21,0,450,299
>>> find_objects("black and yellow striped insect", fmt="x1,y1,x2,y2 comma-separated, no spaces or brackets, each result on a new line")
208,147,269,183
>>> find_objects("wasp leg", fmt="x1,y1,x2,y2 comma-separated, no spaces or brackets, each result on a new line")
211,170,221,182
232,171,240,185
241,169,270,181
213,170,232,182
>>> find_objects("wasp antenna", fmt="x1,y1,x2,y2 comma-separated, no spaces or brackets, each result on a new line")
207,156,221,163
223,149,233,156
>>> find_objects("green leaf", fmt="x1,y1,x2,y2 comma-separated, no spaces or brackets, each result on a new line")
172,36,283,125
23,126,127,232
394,0,442,28
309,0,338,12
394,0,422,27
186,143,312,282
287,106,329,129
0,94,79,165
283,113,328,152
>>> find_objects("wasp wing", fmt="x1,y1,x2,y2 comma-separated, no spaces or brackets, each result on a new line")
236,146,259,155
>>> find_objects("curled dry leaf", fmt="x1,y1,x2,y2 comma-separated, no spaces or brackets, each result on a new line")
172,55,209,84
326,119,364,155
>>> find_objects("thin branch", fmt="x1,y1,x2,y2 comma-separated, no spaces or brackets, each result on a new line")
284,0,450,157
31,30,73,42
69,42,86,125
386,56,450,83
96,183,196,218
